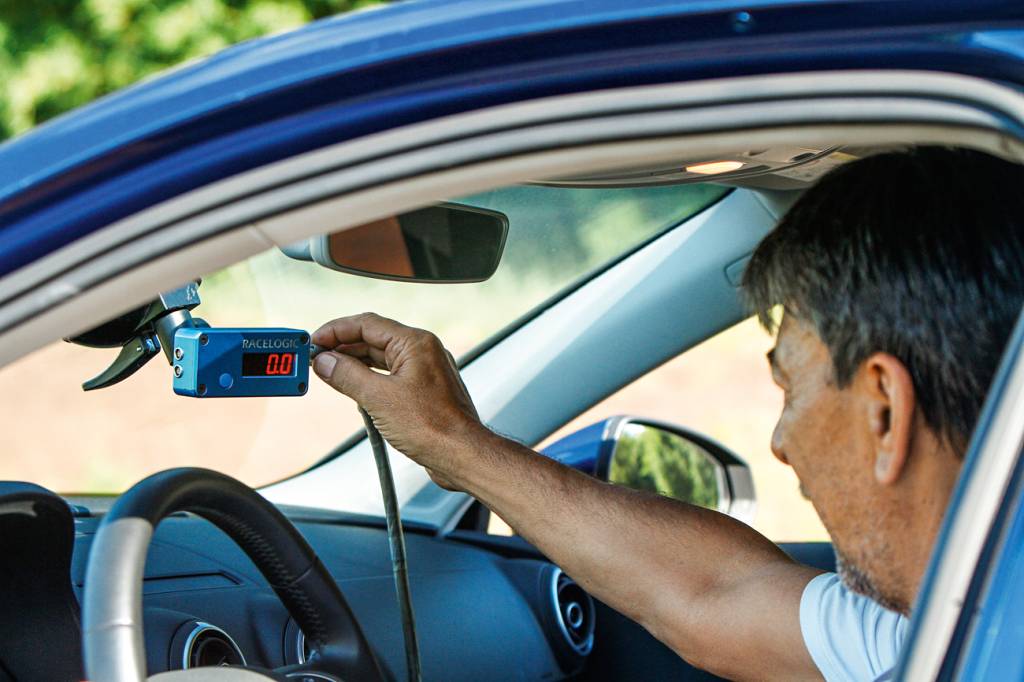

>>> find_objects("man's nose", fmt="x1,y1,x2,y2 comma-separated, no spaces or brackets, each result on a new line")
771,421,789,465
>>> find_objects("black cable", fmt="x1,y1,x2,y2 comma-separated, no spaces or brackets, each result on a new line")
360,407,423,682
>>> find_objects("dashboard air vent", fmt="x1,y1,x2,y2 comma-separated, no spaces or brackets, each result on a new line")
551,568,595,656
181,621,246,669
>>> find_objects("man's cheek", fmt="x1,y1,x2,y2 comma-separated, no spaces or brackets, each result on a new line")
793,469,836,534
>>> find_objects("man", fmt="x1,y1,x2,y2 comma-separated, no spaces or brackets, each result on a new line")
308,147,1024,680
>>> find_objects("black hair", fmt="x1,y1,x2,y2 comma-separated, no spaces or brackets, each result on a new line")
743,146,1024,454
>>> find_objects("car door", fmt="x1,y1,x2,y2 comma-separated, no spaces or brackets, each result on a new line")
897,308,1024,679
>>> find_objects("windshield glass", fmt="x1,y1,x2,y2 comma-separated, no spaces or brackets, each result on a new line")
2,183,726,495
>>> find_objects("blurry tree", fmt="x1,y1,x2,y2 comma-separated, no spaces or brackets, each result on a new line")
0,0,381,140
609,424,721,509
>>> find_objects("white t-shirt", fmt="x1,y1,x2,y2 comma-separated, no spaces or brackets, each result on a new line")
799,572,909,682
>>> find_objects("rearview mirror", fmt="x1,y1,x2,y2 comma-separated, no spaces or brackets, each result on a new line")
542,416,756,523
281,202,509,283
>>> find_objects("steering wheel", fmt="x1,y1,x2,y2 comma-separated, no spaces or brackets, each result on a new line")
82,468,387,682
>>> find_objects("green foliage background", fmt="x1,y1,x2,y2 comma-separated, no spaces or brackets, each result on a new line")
609,426,721,509
0,0,380,141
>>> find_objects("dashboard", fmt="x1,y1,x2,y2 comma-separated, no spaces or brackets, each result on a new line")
67,509,594,680
1,483,835,682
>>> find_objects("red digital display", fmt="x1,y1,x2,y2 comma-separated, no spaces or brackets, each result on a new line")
242,352,297,377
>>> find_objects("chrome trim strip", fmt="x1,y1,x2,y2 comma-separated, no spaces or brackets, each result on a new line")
296,629,307,665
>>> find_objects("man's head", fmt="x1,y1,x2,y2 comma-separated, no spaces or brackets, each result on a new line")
743,146,1024,613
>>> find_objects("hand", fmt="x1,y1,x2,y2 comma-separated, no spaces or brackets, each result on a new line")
311,313,485,490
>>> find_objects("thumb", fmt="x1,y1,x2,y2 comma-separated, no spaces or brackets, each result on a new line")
313,351,384,404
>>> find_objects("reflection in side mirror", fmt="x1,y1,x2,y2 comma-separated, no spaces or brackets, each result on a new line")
282,203,509,283
541,416,756,523
608,423,726,511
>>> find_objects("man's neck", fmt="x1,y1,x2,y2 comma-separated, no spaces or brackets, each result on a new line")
886,432,963,614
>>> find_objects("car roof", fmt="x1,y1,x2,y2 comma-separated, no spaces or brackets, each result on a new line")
0,0,1021,278
4,0,773,204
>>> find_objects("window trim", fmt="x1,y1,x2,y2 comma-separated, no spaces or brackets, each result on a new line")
4,69,1024,364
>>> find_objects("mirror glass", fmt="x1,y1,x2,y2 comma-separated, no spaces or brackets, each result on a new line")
327,203,509,283
608,423,725,510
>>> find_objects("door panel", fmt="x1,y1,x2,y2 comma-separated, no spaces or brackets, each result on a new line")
580,543,833,681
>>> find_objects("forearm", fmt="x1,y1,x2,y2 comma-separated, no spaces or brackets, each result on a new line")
446,426,818,676
309,315,820,679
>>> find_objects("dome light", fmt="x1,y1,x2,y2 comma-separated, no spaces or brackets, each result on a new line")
685,160,744,175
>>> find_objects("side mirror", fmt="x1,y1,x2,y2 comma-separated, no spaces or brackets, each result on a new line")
281,202,509,283
542,416,756,523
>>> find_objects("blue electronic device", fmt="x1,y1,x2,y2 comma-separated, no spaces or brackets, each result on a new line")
172,327,311,398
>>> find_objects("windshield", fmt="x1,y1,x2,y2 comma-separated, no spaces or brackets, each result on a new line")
1,183,727,496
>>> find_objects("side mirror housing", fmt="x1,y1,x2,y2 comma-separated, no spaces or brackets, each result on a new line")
281,202,509,283
541,416,756,524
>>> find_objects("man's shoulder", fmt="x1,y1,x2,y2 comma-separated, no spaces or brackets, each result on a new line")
799,572,909,682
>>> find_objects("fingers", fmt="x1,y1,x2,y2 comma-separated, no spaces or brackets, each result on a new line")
312,313,417,354
312,351,385,404
337,342,389,370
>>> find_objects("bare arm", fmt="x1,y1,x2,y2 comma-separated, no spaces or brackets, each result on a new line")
311,313,823,681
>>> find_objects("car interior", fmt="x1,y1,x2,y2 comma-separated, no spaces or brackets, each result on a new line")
2,70,1024,681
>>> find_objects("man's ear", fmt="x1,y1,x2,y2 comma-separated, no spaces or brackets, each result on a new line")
859,353,916,485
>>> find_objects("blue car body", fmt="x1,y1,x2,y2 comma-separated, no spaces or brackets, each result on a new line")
542,421,611,477
2,0,1024,679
